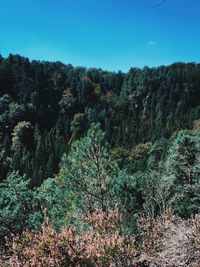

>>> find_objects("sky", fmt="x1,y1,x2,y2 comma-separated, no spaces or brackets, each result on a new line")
1,0,200,72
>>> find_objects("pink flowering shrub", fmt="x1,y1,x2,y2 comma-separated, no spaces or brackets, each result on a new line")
9,209,200,266
10,210,138,267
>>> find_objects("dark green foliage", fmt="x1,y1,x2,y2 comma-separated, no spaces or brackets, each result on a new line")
1,54,200,237
166,130,200,184
1,55,200,185
172,184,200,218
70,113,87,140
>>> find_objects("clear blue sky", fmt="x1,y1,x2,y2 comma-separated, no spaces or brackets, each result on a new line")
1,0,200,71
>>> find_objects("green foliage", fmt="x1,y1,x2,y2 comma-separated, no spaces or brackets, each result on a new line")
172,184,200,218
113,170,143,232
61,123,119,214
147,138,169,169
139,170,174,218
2,54,200,248
166,130,200,184
59,89,76,114
12,121,33,151
36,177,76,230
70,113,87,140
1,55,200,184
0,171,41,244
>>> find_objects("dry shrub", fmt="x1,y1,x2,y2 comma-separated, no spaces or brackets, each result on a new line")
9,209,200,267
139,209,200,267
10,210,138,267
188,214,200,267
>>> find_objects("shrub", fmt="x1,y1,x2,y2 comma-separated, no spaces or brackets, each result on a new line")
139,209,200,267
10,210,138,267
188,214,200,267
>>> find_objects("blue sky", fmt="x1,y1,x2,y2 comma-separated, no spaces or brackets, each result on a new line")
1,0,200,71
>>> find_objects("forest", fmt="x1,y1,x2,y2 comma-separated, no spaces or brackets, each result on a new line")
1,54,200,266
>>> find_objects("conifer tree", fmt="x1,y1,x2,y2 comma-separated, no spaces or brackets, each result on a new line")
61,123,119,213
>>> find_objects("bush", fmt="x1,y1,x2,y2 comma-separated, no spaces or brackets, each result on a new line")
10,210,138,267
139,209,200,267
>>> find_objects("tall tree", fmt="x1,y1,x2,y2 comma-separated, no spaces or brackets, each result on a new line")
60,123,119,213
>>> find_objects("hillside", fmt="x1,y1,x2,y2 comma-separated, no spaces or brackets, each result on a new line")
1,54,200,185
1,55,200,266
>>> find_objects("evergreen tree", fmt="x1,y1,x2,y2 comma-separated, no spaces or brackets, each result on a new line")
60,123,119,213
166,130,200,184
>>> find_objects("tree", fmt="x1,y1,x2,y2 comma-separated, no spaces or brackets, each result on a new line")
11,121,34,175
139,170,174,218
36,177,72,230
59,89,76,114
12,121,34,151
0,171,41,245
60,123,119,213
70,113,87,141
166,130,200,184
172,184,200,218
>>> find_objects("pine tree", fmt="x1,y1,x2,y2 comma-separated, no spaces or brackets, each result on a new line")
60,123,119,213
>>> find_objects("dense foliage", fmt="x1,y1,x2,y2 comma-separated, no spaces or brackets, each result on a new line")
1,54,200,266
1,54,200,185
